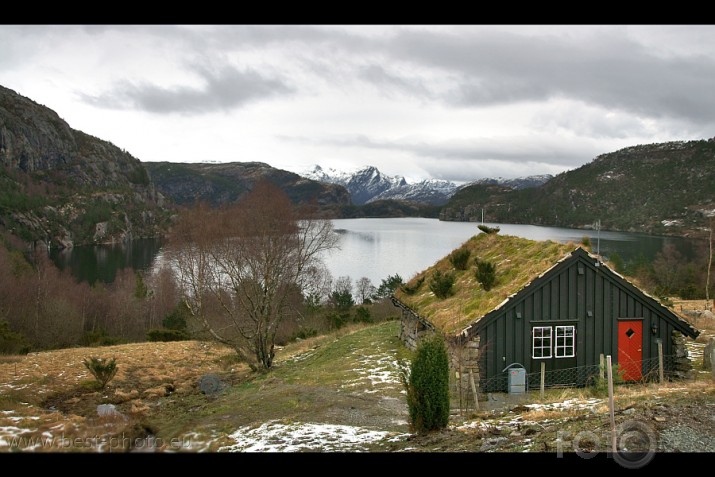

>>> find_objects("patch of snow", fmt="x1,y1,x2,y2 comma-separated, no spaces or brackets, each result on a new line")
524,398,602,412
0,426,35,448
219,420,399,452
661,219,683,227
6,416,40,423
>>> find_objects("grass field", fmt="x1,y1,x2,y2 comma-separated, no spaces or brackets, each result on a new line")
1,306,713,453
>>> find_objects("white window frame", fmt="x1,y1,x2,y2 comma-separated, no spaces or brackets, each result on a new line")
532,326,552,359
555,325,576,358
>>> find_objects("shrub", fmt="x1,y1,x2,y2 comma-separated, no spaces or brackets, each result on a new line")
477,224,500,234
146,328,190,342
83,356,118,390
475,259,497,291
0,320,30,355
589,364,625,397
581,235,591,248
80,329,121,347
429,271,455,299
353,306,373,323
292,327,318,341
449,248,471,271
326,312,349,329
401,335,450,433
162,302,189,331
330,290,355,311
400,276,424,295
373,274,404,300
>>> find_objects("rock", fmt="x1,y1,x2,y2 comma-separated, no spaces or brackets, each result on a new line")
522,426,539,436
0,85,171,247
654,416,666,422
509,431,522,437
481,437,508,450
622,408,636,415
198,374,225,396
97,404,122,418
704,338,715,371
97,403,117,416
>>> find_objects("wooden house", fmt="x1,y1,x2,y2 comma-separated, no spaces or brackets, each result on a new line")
392,233,699,393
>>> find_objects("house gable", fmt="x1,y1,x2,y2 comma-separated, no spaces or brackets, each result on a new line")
465,248,699,340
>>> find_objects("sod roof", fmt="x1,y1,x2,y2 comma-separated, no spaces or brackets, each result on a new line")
393,233,577,335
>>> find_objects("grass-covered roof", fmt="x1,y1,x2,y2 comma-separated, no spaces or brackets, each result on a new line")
394,233,577,335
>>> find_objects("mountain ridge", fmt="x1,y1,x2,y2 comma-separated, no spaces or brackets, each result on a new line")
0,85,170,248
144,161,351,210
303,164,457,205
441,139,715,237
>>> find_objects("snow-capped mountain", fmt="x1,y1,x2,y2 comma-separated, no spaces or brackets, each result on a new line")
302,165,457,205
462,174,553,190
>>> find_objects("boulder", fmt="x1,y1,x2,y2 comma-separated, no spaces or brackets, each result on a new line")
705,338,715,371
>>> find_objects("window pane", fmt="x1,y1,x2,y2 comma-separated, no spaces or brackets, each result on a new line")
555,326,575,358
532,326,552,359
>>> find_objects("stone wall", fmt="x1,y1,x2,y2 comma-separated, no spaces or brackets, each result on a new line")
393,298,435,350
447,334,481,412
672,330,694,378
393,298,482,411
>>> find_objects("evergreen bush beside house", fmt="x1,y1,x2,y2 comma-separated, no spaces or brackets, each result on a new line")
403,335,450,433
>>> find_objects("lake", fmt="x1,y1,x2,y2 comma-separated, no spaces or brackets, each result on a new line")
50,218,700,286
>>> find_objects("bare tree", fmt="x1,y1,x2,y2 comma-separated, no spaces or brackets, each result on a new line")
707,217,713,311
355,276,376,304
169,182,338,371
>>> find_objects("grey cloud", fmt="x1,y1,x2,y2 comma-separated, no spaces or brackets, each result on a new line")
357,64,432,98
385,27,715,124
418,158,566,183
81,65,293,114
280,133,599,182
317,134,591,166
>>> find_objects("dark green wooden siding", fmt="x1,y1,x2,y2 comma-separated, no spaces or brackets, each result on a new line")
475,250,693,392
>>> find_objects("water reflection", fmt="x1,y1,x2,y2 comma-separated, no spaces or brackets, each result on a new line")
50,219,701,286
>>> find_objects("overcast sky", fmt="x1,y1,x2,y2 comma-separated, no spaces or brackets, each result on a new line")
1,25,714,183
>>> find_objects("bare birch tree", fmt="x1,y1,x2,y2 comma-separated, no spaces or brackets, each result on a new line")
169,182,338,371
707,217,713,311
356,276,376,304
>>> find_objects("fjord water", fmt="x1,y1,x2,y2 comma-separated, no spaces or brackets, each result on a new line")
322,218,696,285
50,218,698,285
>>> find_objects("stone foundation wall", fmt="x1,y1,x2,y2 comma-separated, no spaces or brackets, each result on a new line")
398,308,434,351
447,335,481,412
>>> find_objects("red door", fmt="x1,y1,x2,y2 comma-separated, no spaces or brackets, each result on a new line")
618,321,643,381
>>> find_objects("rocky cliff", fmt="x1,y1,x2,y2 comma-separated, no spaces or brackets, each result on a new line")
0,85,170,248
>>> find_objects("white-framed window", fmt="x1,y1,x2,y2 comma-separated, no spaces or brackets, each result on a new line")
555,326,576,358
532,326,552,359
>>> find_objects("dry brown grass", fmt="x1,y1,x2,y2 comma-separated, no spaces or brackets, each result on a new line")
0,340,239,451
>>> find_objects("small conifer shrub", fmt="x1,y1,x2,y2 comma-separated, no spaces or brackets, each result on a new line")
83,357,118,390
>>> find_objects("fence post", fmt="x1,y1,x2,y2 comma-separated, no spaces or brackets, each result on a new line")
469,369,479,411
600,354,605,380
540,361,545,401
607,355,617,455
657,339,664,384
